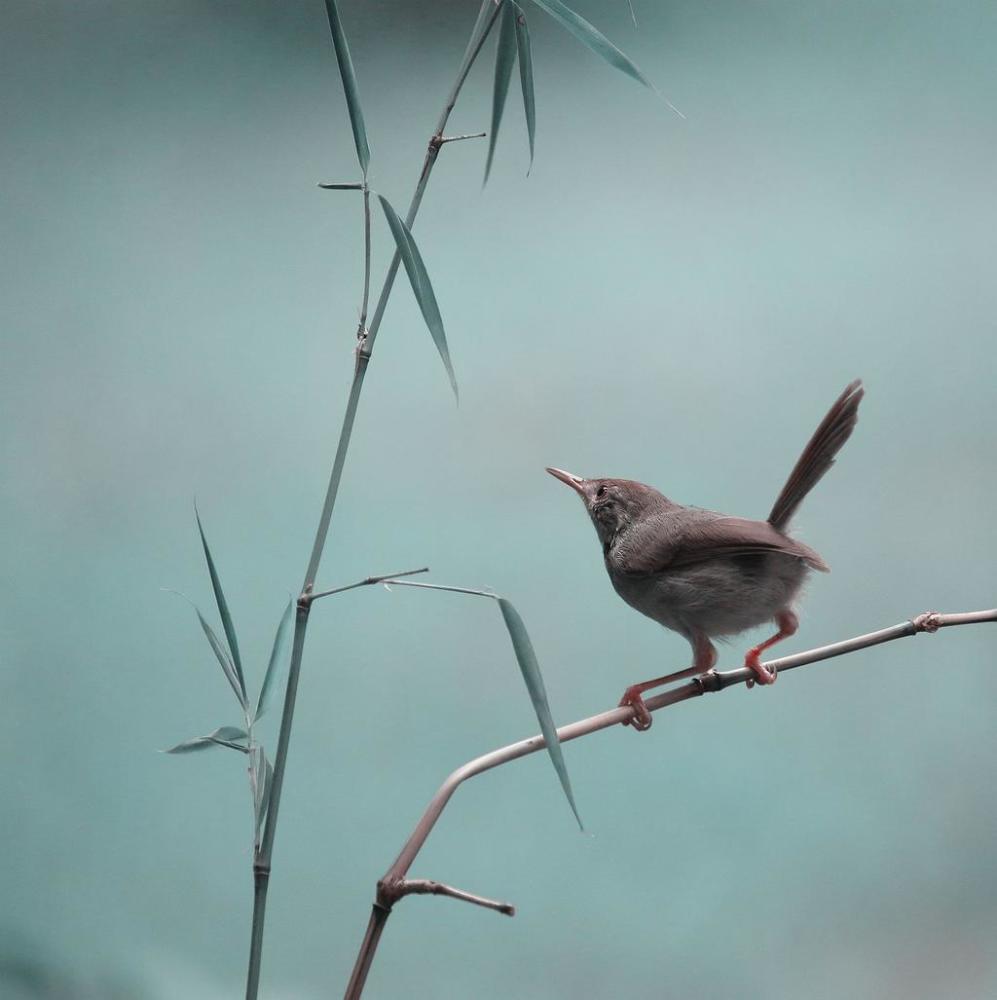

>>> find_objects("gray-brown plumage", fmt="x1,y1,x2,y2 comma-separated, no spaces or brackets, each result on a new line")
547,380,864,730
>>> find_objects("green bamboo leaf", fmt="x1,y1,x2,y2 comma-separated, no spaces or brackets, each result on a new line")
497,598,583,829
512,4,537,170
164,726,249,754
194,507,246,706
254,599,293,723
251,749,274,847
195,608,248,711
484,1,518,185
529,0,675,112
376,577,581,827
377,195,458,401
324,0,370,176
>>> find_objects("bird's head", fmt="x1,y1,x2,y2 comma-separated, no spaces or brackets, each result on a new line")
546,468,669,547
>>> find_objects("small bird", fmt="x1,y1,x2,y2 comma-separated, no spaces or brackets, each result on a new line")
547,380,864,731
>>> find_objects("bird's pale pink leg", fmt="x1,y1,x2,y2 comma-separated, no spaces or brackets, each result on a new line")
744,610,798,687
619,632,717,731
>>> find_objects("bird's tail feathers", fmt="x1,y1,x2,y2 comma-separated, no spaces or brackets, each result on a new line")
768,380,864,531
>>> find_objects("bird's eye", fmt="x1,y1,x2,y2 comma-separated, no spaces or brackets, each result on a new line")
596,484,607,498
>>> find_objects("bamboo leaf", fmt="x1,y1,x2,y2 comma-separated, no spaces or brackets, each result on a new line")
376,577,581,826
496,598,583,829
194,507,247,706
164,726,249,754
529,0,651,90
252,749,273,847
255,599,293,723
324,0,370,176
377,195,458,401
484,1,519,184
195,608,248,711
512,4,537,170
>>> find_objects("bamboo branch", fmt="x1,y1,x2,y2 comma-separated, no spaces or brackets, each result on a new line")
342,607,997,999
310,567,429,603
439,131,487,143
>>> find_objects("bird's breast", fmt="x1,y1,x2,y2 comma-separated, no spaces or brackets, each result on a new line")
606,553,809,639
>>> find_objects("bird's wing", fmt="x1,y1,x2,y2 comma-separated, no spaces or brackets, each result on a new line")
619,514,829,576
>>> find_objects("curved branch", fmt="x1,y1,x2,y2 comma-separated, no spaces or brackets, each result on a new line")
342,607,996,999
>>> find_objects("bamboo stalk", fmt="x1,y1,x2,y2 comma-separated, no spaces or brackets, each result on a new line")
243,5,502,997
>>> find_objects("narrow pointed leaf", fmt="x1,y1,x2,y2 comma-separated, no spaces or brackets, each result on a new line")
211,726,249,743
251,749,274,847
497,598,583,829
512,4,536,169
255,599,293,723
377,195,458,401
164,726,248,754
194,508,246,705
195,608,248,711
529,0,649,87
484,1,518,184
626,0,638,28
324,0,370,176
251,747,264,840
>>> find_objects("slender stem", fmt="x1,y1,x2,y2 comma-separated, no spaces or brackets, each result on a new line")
363,0,501,355
258,604,310,865
310,567,429,602
343,608,997,996
379,579,494,599
304,0,499,589
303,361,369,591
245,6,502,998
439,131,487,143
245,870,269,1000
343,906,391,1000
358,184,371,336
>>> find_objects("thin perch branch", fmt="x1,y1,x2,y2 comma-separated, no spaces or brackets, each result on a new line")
342,607,997,999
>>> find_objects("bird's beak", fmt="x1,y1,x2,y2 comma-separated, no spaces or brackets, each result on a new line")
546,467,588,498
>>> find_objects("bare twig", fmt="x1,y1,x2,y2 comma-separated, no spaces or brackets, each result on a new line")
342,607,996,999
393,878,514,915
439,131,487,143
309,567,429,603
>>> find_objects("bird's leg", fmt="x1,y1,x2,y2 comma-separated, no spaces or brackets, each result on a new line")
619,632,717,732
743,609,798,687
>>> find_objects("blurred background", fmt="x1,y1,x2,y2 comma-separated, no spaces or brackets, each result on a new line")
3,1,996,997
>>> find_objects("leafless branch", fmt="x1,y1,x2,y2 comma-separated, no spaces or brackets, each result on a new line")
439,131,487,143
309,567,428,603
342,607,996,999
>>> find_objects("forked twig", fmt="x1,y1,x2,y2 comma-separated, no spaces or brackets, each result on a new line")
342,607,996,999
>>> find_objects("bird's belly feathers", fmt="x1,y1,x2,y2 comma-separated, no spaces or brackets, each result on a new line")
610,553,808,639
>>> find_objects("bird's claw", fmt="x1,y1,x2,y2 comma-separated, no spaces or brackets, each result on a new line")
744,648,777,687
619,689,653,731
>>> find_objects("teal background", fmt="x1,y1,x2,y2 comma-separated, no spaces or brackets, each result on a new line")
3,1,996,997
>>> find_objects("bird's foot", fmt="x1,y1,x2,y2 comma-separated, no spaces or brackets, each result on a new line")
743,647,777,687
618,687,654,731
